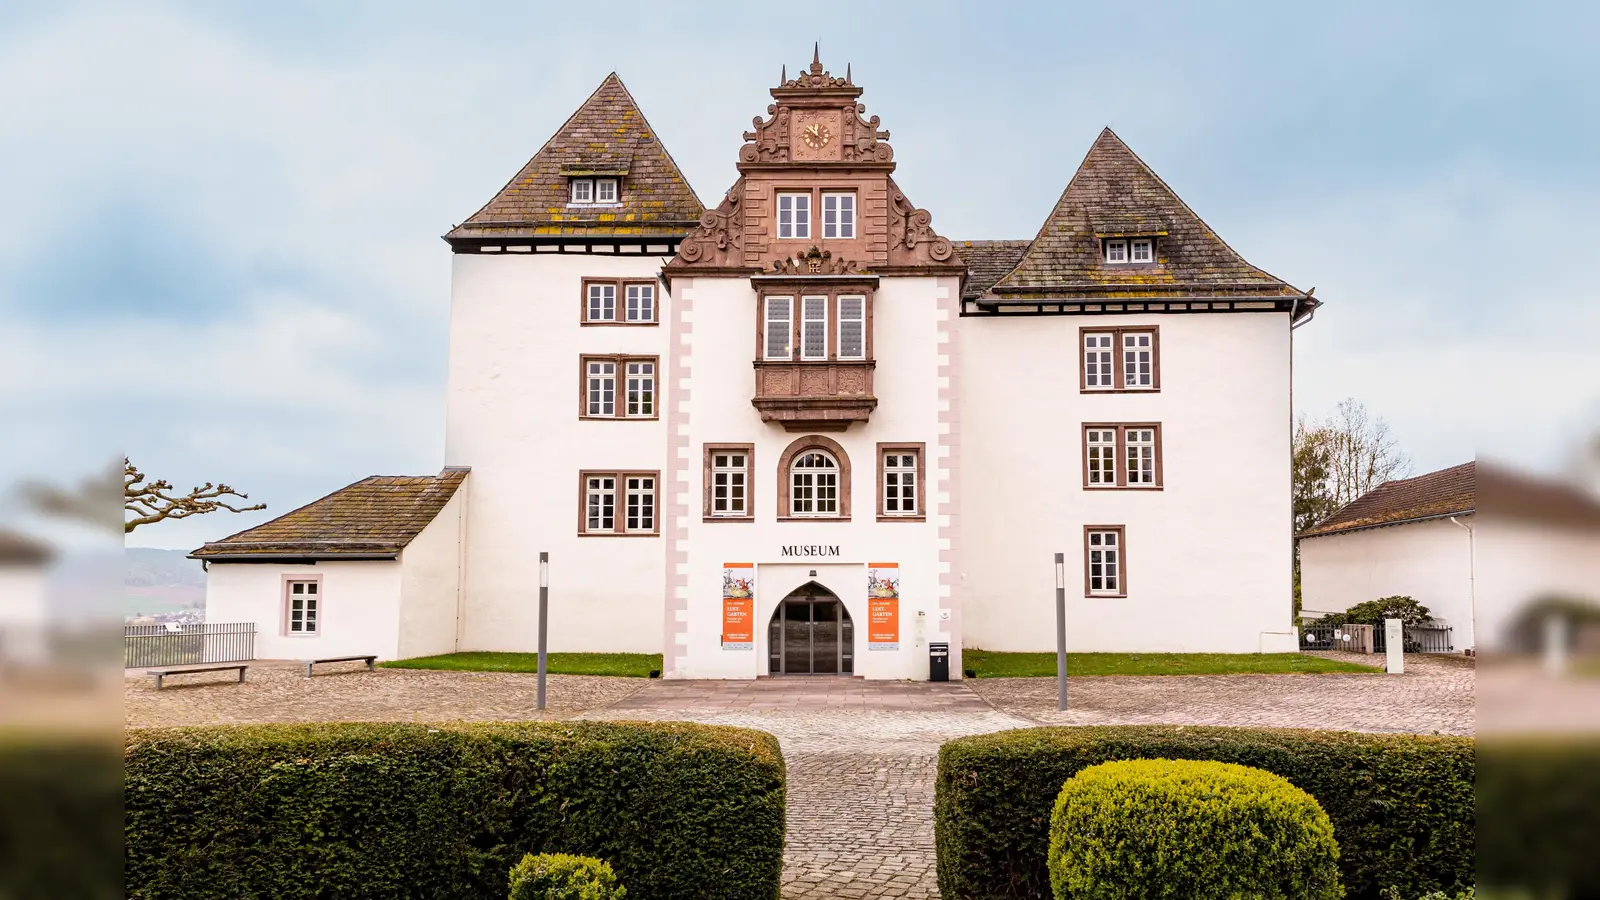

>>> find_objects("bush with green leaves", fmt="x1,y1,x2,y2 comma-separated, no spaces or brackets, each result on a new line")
508,853,625,899
126,721,784,900
1313,596,1432,628
1048,759,1342,900
935,726,1473,900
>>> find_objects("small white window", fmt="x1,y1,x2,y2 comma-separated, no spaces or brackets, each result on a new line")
595,178,618,203
883,452,917,516
1126,428,1157,485
1083,333,1114,389
587,283,616,322
625,361,655,418
791,450,839,516
586,361,616,417
777,192,811,239
837,296,865,360
1087,529,1123,595
764,297,793,359
822,192,855,239
1130,238,1153,263
1104,239,1128,264
801,296,828,360
1123,332,1154,389
570,179,594,204
585,476,616,532
1086,429,1117,486
711,451,749,517
625,476,655,532
286,580,319,634
625,283,654,322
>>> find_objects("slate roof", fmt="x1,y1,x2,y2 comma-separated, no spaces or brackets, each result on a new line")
1299,462,1476,538
191,469,468,560
953,240,1030,299
445,74,703,241
1480,463,1600,531
990,128,1306,300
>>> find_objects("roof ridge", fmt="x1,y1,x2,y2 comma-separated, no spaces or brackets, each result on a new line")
606,73,704,212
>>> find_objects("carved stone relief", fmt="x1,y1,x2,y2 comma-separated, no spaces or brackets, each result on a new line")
675,185,745,267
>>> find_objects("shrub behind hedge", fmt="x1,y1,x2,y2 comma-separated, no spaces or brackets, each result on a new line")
126,721,785,900
508,853,625,899
935,726,1472,900
1049,759,1343,900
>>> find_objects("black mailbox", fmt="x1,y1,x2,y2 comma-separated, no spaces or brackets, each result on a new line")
929,642,950,682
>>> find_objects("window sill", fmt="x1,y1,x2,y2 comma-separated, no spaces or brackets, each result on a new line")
1084,592,1128,599
577,531,661,538
702,516,755,524
581,320,659,327
1080,388,1161,394
776,516,850,523
876,515,926,523
578,415,661,422
1083,485,1164,491
567,202,625,209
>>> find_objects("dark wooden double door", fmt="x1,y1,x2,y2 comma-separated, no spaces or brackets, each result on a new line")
768,589,854,676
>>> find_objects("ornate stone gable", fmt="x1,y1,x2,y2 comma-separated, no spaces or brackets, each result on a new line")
666,48,959,279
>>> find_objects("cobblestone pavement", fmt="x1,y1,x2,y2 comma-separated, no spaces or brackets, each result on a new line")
967,652,1476,736
125,660,646,727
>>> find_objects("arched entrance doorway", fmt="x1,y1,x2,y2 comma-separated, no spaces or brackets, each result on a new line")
767,582,854,675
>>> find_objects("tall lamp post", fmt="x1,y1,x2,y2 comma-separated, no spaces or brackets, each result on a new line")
537,552,549,710
1055,552,1068,711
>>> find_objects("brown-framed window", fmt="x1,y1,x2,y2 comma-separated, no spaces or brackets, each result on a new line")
582,279,658,325
578,470,659,536
1080,326,1160,392
283,576,322,635
579,355,658,419
1084,526,1127,597
877,442,926,521
776,434,851,521
759,290,873,361
1082,424,1163,489
704,443,754,522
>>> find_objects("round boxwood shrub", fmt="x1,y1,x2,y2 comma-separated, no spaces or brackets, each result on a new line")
508,853,624,899
1048,758,1343,900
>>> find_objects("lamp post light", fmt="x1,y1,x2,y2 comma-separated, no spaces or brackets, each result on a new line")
1054,552,1068,711
537,552,549,710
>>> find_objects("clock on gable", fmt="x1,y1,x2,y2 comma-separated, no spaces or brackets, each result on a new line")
791,110,843,162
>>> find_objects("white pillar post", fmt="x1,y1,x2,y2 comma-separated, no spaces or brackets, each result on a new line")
1384,618,1404,674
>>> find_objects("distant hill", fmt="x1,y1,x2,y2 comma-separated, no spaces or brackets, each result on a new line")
125,548,205,619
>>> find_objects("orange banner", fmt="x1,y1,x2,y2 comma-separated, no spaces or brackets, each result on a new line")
722,563,754,648
867,563,899,650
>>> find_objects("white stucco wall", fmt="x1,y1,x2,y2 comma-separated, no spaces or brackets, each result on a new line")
0,566,49,630
1298,516,1476,648
1475,516,1600,651
397,484,467,659
667,275,959,679
204,560,403,660
956,311,1295,653
445,252,669,654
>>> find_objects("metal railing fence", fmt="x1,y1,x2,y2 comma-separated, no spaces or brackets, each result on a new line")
124,622,255,668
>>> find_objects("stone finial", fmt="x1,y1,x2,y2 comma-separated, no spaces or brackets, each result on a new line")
811,42,823,75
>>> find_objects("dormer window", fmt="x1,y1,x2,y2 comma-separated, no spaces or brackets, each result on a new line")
569,178,619,205
1104,237,1155,264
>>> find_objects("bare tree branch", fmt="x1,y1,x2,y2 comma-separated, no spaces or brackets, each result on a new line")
119,458,265,533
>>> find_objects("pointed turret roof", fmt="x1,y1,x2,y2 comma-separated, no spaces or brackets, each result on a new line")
990,128,1305,300
446,74,703,242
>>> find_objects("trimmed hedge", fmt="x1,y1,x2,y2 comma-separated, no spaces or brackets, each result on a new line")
1,736,122,900
509,853,625,899
935,726,1472,900
1477,738,1600,896
1048,759,1342,899
126,721,785,900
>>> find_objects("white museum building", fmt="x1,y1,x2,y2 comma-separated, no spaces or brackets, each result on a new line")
196,56,1321,679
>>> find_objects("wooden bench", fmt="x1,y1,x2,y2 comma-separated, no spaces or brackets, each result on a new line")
149,664,248,690
302,655,377,678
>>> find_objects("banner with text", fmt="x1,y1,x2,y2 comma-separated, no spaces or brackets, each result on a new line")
867,563,899,650
722,563,755,650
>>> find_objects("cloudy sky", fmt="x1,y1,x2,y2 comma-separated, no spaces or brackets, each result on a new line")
2,1,1596,550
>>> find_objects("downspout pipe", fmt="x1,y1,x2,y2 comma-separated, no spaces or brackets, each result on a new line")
1291,287,1319,331
1449,515,1475,652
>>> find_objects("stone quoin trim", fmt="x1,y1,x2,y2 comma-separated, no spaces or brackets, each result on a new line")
876,442,926,521
934,277,964,676
662,278,694,675
776,434,852,521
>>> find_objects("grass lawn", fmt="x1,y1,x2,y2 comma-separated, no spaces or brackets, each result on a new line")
380,651,662,678
962,650,1381,677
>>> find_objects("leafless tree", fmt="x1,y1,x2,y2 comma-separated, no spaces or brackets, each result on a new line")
120,459,265,533
1316,398,1413,507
